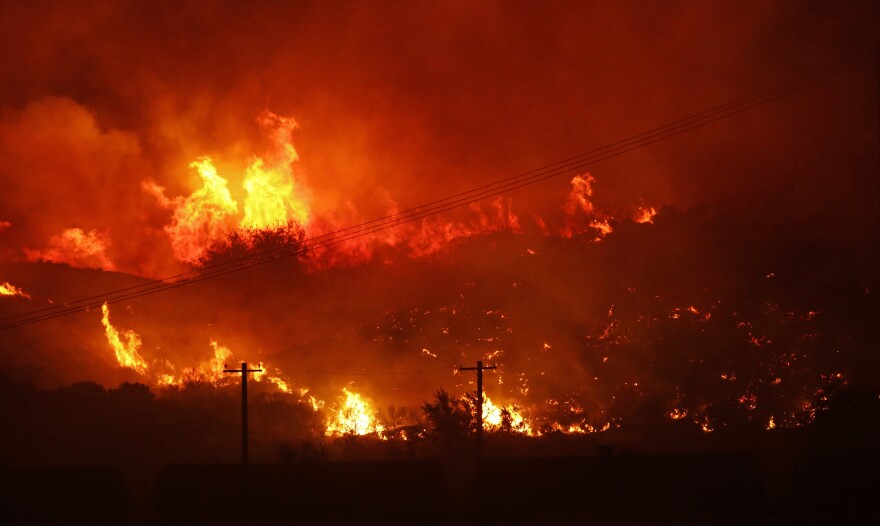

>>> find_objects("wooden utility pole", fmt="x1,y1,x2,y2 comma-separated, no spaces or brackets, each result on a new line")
223,362,263,465
459,360,496,455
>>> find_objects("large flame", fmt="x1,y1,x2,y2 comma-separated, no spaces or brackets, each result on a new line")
325,388,384,436
135,110,659,270
100,303,148,375
149,157,239,264
242,112,310,229
145,112,312,264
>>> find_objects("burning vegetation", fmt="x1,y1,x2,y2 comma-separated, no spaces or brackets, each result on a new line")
0,1,875,478
1,103,874,447
0,107,873,460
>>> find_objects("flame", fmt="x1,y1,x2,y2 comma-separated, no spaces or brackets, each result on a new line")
251,365,293,393
634,206,657,224
96,304,297,395
147,111,312,264
306,393,325,412
155,157,239,263
668,407,688,420
403,198,521,258
265,376,292,393
698,417,714,433
196,340,233,382
138,110,660,268
0,281,30,299
563,174,613,240
325,388,384,436
482,393,536,435
25,228,115,270
548,421,612,434
241,112,310,229
100,303,148,375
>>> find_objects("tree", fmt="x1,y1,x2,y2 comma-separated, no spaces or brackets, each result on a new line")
197,220,307,269
421,389,474,452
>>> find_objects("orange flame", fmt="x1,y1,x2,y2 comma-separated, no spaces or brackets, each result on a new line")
482,393,536,435
100,303,148,375
325,388,384,436
97,304,297,395
147,112,312,264
563,174,613,240
25,228,115,270
634,206,657,224
197,340,234,383
242,112,310,229
152,157,239,263
0,281,31,299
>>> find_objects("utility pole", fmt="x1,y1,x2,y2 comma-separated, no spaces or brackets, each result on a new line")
459,360,496,455
223,362,263,465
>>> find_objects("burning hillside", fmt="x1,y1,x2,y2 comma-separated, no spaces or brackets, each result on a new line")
1,198,874,442
0,1,876,471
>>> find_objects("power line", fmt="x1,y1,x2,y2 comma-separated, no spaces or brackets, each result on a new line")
277,369,454,376
0,62,853,331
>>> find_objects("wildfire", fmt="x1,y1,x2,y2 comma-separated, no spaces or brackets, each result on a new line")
100,303,149,375
0,281,30,299
325,388,384,436
137,110,664,269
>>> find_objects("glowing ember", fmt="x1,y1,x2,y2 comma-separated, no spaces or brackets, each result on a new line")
100,303,148,375
325,388,383,436
698,417,714,433
0,281,30,299
668,407,688,420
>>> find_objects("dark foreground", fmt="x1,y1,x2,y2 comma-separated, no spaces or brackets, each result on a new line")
1,450,876,525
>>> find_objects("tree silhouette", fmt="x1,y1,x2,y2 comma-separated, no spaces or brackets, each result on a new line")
421,389,475,453
197,220,306,268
